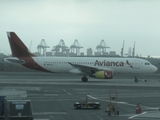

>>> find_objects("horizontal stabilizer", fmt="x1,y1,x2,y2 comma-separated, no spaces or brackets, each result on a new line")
5,58,25,64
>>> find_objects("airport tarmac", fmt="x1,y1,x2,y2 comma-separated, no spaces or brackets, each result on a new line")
0,72,160,120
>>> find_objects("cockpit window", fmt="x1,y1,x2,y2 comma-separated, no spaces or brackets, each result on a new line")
145,63,150,65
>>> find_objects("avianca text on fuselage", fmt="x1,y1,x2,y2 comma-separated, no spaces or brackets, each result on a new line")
94,60,124,67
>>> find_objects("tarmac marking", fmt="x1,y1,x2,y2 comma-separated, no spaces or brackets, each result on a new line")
87,95,97,99
97,115,104,120
50,115,54,119
62,89,72,95
128,112,147,119
31,98,79,101
1,81,160,87
43,94,58,96
88,95,128,104
33,112,67,115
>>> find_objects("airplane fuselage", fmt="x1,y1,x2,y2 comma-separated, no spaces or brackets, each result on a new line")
5,57,157,74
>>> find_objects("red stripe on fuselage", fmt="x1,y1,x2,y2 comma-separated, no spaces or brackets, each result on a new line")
19,57,52,73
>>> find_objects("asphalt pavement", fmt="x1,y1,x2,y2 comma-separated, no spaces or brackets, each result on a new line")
0,72,160,120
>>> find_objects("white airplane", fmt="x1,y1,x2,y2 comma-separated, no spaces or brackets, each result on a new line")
3,32,158,82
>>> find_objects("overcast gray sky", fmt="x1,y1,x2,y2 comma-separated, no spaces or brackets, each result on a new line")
0,0,160,57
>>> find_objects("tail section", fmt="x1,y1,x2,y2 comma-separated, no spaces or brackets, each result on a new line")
7,32,35,57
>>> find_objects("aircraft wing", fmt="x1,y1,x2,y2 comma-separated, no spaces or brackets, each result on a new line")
68,62,113,74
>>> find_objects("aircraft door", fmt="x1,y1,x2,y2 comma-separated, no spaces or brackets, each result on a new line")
135,60,140,69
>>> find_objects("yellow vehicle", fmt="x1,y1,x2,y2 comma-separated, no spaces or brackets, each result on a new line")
105,86,119,116
74,96,100,109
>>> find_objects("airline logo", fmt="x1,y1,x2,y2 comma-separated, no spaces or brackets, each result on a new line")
94,60,134,68
126,60,133,68
104,70,112,78
94,60,124,67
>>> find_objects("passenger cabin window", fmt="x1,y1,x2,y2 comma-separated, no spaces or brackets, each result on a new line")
145,63,150,65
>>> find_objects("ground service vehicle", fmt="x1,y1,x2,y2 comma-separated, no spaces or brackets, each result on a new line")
74,96,100,109
0,96,33,120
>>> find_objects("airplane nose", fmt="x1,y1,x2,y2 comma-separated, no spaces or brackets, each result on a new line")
153,66,158,73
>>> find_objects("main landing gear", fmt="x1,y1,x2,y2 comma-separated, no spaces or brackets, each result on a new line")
134,75,138,83
81,75,88,82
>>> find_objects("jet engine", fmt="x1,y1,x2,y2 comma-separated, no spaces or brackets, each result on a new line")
90,70,113,79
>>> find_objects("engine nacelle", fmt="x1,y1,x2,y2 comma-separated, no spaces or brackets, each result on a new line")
91,70,113,79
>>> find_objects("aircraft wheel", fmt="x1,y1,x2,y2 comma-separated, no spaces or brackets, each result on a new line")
135,79,138,83
82,77,88,82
